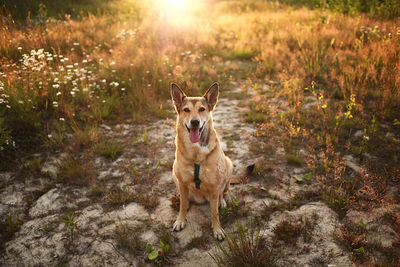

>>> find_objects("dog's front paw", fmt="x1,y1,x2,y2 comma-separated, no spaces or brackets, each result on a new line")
219,198,227,208
213,226,225,240
172,219,186,231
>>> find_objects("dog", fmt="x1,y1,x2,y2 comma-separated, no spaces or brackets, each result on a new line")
170,82,233,240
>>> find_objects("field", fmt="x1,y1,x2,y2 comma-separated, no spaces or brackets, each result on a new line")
0,0,399,266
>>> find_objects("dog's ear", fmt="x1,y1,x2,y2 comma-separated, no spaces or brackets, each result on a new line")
203,82,219,111
171,83,186,112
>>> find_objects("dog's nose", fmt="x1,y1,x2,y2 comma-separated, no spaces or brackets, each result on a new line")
190,119,200,128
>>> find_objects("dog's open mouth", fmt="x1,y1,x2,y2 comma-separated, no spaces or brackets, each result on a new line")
185,122,204,143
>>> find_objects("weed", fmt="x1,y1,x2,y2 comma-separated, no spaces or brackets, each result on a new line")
244,111,268,124
136,191,159,211
169,193,180,212
115,223,144,256
105,186,135,206
211,223,276,267
273,215,316,245
64,211,79,243
220,196,248,226
94,140,123,160
286,153,303,166
58,155,94,186
336,221,369,263
146,240,172,266
88,183,104,199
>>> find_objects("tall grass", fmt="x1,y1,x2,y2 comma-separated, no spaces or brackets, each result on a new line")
273,0,400,18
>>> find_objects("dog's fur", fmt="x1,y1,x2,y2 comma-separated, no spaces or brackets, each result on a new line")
171,82,233,240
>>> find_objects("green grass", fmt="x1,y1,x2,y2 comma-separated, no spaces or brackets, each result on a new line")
94,140,123,160
211,223,276,267
285,153,303,166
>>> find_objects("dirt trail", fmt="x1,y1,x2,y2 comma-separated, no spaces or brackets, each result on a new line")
0,81,356,266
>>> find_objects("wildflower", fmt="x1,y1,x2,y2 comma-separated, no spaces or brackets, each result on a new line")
73,42,80,46
6,105,10,108
53,84,60,89
66,65,73,69
70,91,76,96
59,117,65,121
321,103,327,109
48,134,52,138
18,100,23,104
121,88,125,91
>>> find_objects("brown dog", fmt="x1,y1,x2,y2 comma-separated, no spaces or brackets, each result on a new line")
171,82,233,240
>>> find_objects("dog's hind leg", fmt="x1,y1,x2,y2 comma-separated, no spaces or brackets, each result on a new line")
219,156,233,208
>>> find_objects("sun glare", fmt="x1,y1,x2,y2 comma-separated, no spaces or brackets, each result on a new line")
166,0,185,11
155,0,199,27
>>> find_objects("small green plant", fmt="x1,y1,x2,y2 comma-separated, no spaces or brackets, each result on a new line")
146,240,171,266
64,211,79,243
94,140,123,160
220,196,248,225
211,223,276,267
286,153,303,166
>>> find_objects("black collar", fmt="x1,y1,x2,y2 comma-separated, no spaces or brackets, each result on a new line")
194,163,201,189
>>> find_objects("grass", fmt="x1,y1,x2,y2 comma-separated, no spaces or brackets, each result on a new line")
94,140,123,160
105,185,135,206
114,222,144,256
58,155,94,186
273,215,317,246
0,215,22,251
211,223,276,267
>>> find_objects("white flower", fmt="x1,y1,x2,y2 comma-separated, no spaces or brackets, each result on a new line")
53,84,60,88
59,117,65,121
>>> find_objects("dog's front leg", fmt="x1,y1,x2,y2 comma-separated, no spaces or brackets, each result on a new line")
210,190,225,240
173,181,189,231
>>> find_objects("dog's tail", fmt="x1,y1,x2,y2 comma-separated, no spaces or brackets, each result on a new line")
231,163,255,184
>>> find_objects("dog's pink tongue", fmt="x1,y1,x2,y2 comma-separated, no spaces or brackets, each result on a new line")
189,128,200,143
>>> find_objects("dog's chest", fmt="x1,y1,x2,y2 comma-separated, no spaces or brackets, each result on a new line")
179,156,225,188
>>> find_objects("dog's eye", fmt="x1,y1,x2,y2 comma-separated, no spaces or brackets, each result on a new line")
199,107,205,112
183,108,190,113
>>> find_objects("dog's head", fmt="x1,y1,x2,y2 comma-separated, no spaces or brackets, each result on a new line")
171,82,219,143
